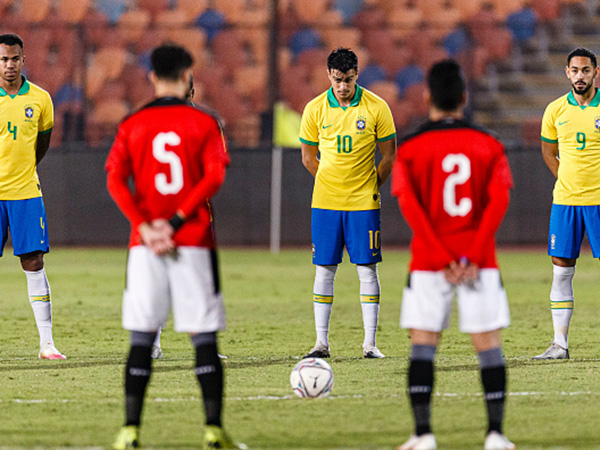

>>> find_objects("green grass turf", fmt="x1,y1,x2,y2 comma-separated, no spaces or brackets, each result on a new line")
0,247,599,449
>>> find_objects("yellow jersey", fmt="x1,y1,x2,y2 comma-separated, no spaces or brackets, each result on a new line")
299,85,396,210
541,88,600,205
0,76,53,200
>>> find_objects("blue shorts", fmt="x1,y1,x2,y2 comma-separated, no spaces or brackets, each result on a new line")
548,204,600,258
311,208,382,265
0,198,49,257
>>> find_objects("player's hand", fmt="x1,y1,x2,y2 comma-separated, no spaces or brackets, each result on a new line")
151,218,175,237
443,260,462,284
139,222,175,256
458,259,479,284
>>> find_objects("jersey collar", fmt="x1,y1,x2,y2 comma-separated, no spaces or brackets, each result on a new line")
327,85,363,110
0,75,30,98
567,87,600,109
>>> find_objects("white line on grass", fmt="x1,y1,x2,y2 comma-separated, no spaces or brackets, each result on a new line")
3,390,596,404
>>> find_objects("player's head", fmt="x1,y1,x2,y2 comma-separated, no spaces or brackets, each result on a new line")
427,59,466,112
566,47,598,96
0,33,24,84
327,47,359,104
150,44,193,81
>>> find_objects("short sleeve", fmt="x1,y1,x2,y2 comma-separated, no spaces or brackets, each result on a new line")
375,100,396,143
541,104,557,143
38,91,54,134
299,103,319,146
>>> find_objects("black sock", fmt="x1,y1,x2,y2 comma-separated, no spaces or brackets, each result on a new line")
195,343,223,427
481,365,506,434
408,359,434,436
124,346,153,426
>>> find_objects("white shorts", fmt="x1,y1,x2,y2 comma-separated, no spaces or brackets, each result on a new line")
400,269,510,334
122,246,226,333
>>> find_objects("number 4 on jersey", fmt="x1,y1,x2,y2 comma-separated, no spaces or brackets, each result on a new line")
442,153,472,217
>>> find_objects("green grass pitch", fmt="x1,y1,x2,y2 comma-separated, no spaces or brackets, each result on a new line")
0,247,599,449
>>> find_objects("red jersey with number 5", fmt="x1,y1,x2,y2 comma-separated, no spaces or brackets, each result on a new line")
392,119,513,271
106,97,230,249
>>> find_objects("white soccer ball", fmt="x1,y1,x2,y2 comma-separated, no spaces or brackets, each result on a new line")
290,357,334,398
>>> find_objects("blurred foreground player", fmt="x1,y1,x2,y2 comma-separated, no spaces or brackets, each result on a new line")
0,33,65,359
106,44,245,450
392,60,514,450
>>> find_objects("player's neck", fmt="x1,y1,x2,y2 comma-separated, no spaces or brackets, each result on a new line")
153,80,187,100
572,87,597,106
0,75,22,95
429,107,463,122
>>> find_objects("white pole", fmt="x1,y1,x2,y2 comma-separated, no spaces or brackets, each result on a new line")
270,146,283,253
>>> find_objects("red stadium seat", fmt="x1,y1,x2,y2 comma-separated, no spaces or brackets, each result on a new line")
388,3,423,40
154,8,193,29
117,9,152,45
367,80,400,103
177,0,209,20
137,0,170,19
320,28,362,52
453,0,486,19
19,0,50,23
533,0,561,22
292,0,329,25
56,0,91,24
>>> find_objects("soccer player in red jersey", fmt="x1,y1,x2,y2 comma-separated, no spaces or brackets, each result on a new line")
106,44,245,450
392,60,514,450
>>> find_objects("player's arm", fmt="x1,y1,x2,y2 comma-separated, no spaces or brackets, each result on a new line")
301,142,319,177
541,141,559,178
376,137,396,187
35,130,52,164
465,154,512,266
392,159,455,268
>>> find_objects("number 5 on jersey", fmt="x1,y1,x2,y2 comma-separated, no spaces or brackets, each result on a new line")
153,132,184,195
442,153,472,217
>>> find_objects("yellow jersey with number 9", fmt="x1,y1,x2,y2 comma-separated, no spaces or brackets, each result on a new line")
300,85,396,210
0,76,53,200
541,88,600,205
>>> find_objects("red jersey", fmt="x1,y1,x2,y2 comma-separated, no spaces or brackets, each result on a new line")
392,119,513,271
106,97,230,249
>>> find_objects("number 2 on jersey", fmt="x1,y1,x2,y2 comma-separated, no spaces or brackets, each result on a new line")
153,132,184,195
442,153,472,217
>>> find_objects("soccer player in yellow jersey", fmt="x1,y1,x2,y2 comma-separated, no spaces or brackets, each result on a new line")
0,33,65,359
535,47,600,360
300,48,396,359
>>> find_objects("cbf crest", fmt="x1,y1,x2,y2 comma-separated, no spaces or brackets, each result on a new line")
24,105,34,122
356,115,366,134
595,116,600,131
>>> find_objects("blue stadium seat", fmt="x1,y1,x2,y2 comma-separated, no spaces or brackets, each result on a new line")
94,0,126,24
395,65,425,96
357,64,387,88
195,9,226,41
54,83,84,107
289,29,322,58
443,28,469,57
333,0,364,24
506,7,538,42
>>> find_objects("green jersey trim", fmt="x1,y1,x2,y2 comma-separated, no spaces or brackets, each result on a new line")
567,88,600,109
377,132,396,143
541,135,558,144
300,137,319,146
0,76,30,98
38,127,53,136
326,85,364,110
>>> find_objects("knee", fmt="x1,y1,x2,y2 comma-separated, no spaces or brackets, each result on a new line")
20,252,44,272
315,265,338,283
356,264,378,283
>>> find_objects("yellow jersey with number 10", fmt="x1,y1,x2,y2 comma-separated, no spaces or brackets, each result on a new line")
541,88,600,205
299,85,396,211
0,76,53,200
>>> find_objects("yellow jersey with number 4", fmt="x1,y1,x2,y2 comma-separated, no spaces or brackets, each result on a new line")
0,76,53,200
300,85,396,210
541,88,600,205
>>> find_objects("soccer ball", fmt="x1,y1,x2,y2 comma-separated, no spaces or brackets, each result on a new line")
290,357,334,398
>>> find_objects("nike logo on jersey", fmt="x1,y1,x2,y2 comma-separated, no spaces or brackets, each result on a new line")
322,124,333,129
558,120,569,126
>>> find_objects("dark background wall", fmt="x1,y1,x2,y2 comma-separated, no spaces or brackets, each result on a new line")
37,144,554,247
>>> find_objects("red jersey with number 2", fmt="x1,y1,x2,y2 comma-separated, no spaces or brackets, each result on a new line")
106,97,230,249
392,119,513,271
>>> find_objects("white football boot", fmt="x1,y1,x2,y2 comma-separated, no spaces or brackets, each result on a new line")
397,433,437,450
533,342,569,360
39,342,66,360
363,343,385,358
484,431,515,449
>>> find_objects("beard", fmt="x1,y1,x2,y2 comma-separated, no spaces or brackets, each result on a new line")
572,81,593,95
